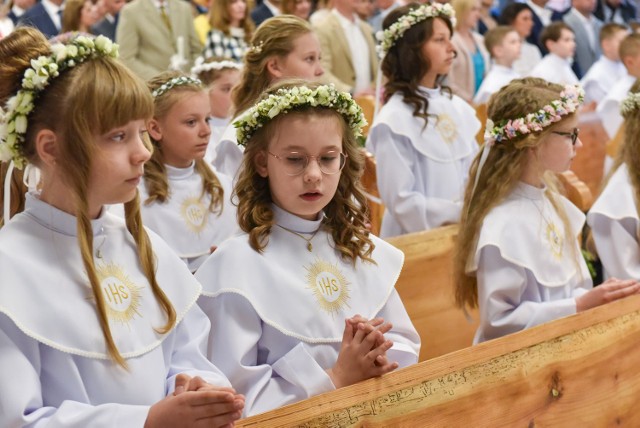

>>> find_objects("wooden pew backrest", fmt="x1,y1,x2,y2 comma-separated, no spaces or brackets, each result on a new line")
386,225,478,362
360,150,384,236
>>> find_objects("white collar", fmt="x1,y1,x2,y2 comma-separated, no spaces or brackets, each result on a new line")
24,192,106,237
273,204,324,234
165,162,196,180
263,0,281,15
526,0,552,21
332,8,359,25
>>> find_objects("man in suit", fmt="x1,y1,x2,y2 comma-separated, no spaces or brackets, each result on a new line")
91,0,125,40
313,0,377,95
563,0,603,77
594,0,636,23
116,0,202,80
525,0,565,54
8,0,37,25
18,0,63,39
250,0,281,27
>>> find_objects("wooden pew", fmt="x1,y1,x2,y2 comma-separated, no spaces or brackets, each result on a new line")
237,295,640,427
360,149,384,236
474,103,488,146
572,114,608,197
386,225,478,362
557,170,593,212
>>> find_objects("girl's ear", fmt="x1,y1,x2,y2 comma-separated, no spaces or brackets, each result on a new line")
255,150,269,177
265,56,283,79
35,129,59,167
147,118,162,142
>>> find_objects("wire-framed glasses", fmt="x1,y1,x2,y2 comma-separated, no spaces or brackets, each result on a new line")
552,127,579,145
268,151,348,176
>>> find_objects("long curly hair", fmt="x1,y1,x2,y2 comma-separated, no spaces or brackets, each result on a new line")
454,77,580,310
381,3,454,128
0,27,175,368
144,71,224,215
234,80,375,265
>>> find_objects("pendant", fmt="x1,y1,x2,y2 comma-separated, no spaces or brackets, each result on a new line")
96,249,103,259
307,242,313,252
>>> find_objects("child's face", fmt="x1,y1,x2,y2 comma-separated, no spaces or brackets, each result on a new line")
623,52,640,78
270,32,324,81
208,69,241,119
292,0,312,19
420,18,455,85
89,119,150,208
548,29,576,59
603,29,629,61
149,91,212,168
463,0,482,29
498,30,522,63
536,116,581,174
256,113,344,221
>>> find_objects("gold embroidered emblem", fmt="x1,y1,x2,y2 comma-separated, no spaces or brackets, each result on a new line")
546,222,563,259
96,263,143,325
305,259,351,315
436,113,457,144
180,196,208,234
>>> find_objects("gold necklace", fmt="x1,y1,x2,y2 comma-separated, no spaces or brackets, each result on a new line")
275,224,321,252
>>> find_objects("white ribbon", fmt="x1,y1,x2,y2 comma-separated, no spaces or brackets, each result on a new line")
3,160,14,224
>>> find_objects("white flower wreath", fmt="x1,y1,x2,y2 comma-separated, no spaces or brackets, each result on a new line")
151,76,203,98
375,2,456,59
233,84,367,146
621,91,640,116
0,35,118,169
190,56,242,78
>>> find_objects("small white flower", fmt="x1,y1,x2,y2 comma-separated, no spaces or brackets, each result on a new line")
14,115,27,134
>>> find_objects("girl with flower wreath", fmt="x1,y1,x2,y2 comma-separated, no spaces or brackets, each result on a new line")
195,80,420,416
588,81,640,281
140,71,239,273
366,2,481,238
0,28,245,426
212,15,324,178
191,56,242,167
453,77,640,345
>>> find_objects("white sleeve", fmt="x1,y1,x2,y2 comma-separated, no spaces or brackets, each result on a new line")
198,293,335,417
0,315,149,428
589,213,640,280
476,246,579,343
165,305,232,394
368,125,462,231
374,290,420,367
212,138,243,179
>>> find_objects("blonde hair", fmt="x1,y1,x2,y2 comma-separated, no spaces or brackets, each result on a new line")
144,71,224,214
620,33,640,61
484,25,517,56
208,0,254,40
0,28,176,367
61,0,94,32
451,0,478,29
234,79,374,264
454,77,580,310
232,15,313,116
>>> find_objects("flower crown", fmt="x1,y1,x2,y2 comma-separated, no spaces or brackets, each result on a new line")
620,91,640,116
151,76,202,98
0,35,118,169
376,3,456,58
484,84,585,145
233,84,367,146
190,56,242,78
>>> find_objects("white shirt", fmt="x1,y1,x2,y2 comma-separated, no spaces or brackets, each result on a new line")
526,0,553,26
587,164,640,280
468,182,592,344
332,9,372,93
263,0,281,16
596,72,635,139
529,53,579,85
139,162,239,272
580,56,627,104
195,205,420,416
513,41,542,76
473,64,520,105
0,193,230,427
366,87,480,237
42,0,64,30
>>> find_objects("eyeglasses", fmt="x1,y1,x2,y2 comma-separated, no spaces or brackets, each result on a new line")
552,127,579,145
268,151,347,176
